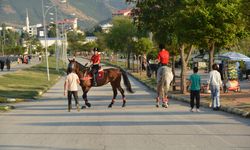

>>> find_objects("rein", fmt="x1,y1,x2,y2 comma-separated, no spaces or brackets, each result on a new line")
74,61,91,80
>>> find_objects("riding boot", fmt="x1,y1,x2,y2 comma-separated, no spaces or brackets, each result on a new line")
92,73,97,86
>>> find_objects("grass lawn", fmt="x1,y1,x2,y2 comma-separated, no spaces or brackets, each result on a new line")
0,57,66,100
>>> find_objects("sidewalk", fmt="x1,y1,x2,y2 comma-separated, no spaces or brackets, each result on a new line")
130,72,250,118
105,60,250,118
0,57,42,110
0,57,40,76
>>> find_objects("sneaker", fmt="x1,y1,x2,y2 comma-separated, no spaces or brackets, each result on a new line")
156,102,159,108
190,108,194,112
213,107,218,111
76,104,80,112
196,109,200,112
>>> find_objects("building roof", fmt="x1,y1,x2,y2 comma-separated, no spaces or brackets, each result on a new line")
57,18,77,24
112,9,132,16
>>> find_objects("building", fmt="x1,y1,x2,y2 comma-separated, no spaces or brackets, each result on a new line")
0,26,15,31
84,36,97,44
57,18,78,31
39,38,66,48
112,9,132,17
23,24,43,37
22,9,43,37
100,23,113,33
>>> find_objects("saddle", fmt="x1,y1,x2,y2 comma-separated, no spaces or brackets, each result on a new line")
82,67,104,81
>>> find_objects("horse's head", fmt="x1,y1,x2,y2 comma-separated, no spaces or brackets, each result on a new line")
67,58,89,75
67,58,79,74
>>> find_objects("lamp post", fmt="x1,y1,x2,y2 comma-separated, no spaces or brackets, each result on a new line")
49,8,59,71
1,38,8,56
42,0,57,81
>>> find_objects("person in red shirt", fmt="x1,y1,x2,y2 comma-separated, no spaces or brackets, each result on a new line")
156,44,171,108
90,47,101,86
157,44,169,66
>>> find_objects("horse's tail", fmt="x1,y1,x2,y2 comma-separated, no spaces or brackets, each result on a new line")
121,69,134,93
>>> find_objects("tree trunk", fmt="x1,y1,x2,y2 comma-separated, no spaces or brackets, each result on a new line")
180,44,194,94
127,50,131,69
137,55,139,73
180,45,187,94
209,42,215,72
172,55,176,91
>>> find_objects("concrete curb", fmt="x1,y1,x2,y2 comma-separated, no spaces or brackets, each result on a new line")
105,61,250,118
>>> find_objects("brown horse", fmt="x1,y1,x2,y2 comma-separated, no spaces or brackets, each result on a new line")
67,59,134,108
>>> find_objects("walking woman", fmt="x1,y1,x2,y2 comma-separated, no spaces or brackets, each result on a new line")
207,64,223,110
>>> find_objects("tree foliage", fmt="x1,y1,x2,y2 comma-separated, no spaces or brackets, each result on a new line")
134,37,153,56
106,16,137,52
127,0,249,93
67,31,85,54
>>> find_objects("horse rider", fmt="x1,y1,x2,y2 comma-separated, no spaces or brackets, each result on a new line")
90,47,101,86
156,44,171,107
157,44,170,67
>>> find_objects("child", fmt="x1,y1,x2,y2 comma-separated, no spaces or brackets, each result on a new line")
64,69,80,112
188,67,201,112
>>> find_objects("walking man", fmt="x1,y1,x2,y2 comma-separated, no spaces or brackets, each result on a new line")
64,67,80,112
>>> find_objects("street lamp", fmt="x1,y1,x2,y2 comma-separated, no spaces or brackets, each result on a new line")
1,38,8,56
42,0,58,81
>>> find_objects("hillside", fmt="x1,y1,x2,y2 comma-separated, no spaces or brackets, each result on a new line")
0,0,130,29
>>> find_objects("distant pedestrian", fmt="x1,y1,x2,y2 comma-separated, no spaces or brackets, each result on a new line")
245,61,250,80
188,67,201,112
5,57,11,71
64,68,80,112
39,55,42,61
0,60,4,71
207,64,223,111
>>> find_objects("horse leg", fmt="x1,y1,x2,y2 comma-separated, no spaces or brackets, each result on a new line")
162,82,169,108
156,84,161,108
82,89,91,108
108,85,118,108
118,86,126,107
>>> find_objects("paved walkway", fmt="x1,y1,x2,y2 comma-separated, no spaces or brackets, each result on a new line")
0,59,249,150
0,57,40,76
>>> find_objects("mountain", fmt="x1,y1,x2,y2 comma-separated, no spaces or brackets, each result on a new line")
0,0,130,29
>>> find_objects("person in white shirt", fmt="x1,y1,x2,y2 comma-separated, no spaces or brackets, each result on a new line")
245,61,250,79
64,69,80,112
207,64,223,110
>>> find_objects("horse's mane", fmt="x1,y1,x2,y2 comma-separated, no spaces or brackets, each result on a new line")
75,61,88,71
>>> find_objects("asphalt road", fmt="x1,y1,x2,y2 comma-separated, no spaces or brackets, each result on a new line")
0,58,249,150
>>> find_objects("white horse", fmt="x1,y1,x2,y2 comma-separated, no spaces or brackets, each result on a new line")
156,66,173,108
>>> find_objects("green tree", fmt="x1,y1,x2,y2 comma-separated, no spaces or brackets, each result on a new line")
48,24,56,38
82,42,98,52
106,16,137,69
67,31,85,54
131,0,199,93
133,37,153,72
197,0,248,70
134,37,153,56
95,32,108,52
128,0,249,93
